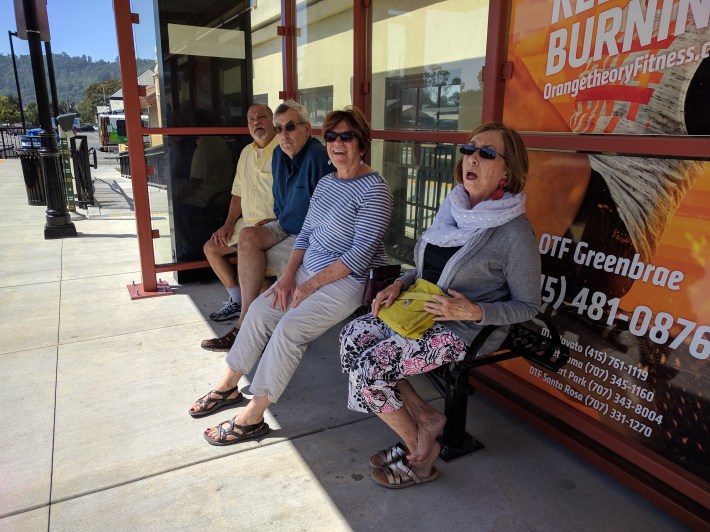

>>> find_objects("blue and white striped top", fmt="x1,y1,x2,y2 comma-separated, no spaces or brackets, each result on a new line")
294,171,393,283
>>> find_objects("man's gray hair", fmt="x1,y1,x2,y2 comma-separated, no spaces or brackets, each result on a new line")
274,100,310,124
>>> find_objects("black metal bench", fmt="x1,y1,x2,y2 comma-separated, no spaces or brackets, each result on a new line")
427,313,569,461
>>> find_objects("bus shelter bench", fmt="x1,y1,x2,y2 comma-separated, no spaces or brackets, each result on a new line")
426,313,570,462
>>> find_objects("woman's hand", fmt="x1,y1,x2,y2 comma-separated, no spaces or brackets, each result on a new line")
426,289,483,322
290,278,319,309
266,273,297,311
371,280,403,316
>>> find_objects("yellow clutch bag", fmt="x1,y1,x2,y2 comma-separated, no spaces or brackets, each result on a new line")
377,278,445,339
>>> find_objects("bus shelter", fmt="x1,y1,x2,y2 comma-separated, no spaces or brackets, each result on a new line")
113,0,710,525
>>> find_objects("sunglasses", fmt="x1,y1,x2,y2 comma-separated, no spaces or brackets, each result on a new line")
274,121,305,134
459,144,505,160
324,131,356,143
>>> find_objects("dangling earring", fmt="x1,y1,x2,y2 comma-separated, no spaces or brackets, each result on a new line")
491,179,507,201
359,153,365,165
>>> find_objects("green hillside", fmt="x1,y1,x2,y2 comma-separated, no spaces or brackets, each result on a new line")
0,52,154,107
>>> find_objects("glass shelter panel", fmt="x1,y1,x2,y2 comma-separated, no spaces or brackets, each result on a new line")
131,0,280,267
251,0,283,108
154,0,253,128
296,0,354,123
144,134,251,265
371,0,489,132
372,139,457,266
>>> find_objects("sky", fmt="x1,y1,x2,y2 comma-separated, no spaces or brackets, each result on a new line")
0,1,156,61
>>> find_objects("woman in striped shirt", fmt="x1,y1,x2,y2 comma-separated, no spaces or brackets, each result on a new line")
198,106,393,446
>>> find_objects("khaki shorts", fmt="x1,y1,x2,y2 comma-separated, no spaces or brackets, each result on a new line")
265,228,295,279
229,219,290,248
226,220,294,279
226,217,251,247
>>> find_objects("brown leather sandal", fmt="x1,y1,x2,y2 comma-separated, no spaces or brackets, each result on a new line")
189,385,244,418
203,419,270,446
201,327,238,352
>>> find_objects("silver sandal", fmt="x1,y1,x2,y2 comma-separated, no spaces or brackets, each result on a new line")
371,458,439,489
369,442,408,468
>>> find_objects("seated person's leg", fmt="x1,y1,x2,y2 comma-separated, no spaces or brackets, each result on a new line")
203,238,241,321
234,224,282,330
248,267,363,405
205,266,363,443
399,380,446,466
345,324,466,486
200,224,282,352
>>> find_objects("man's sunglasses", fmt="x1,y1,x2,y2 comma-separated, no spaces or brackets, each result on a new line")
274,121,305,134
459,144,505,160
324,131,356,143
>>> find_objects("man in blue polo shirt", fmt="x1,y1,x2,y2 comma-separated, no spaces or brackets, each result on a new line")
202,101,330,351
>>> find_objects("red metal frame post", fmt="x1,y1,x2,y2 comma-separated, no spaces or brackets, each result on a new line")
353,0,372,119
482,2,509,122
280,0,297,101
113,0,159,294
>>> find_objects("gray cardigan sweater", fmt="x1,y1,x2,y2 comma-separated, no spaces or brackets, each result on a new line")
399,214,541,352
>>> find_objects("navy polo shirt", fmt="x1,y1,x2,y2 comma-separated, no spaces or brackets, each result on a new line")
272,136,330,235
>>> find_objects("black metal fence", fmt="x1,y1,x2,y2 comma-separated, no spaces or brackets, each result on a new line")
0,126,28,159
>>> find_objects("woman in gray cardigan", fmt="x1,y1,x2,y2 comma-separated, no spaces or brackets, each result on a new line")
340,122,541,489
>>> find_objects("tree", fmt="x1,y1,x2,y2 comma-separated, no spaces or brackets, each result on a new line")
24,102,39,126
78,79,122,123
0,95,20,124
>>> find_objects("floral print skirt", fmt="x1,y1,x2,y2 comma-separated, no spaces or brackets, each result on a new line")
340,313,466,414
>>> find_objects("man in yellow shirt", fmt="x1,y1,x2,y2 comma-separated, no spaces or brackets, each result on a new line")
203,103,279,325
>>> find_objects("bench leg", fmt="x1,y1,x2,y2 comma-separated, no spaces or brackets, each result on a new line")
438,369,484,462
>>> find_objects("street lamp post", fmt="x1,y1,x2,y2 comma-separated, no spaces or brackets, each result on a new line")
45,41,60,119
21,0,76,238
8,31,26,128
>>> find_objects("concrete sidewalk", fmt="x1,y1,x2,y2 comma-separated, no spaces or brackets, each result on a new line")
0,157,686,531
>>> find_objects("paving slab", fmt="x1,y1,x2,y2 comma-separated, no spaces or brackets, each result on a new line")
0,507,49,532
57,273,204,345
0,347,56,518
0,283,60,355
50,320,375,502
0,231,62,288
48,396,683,531
60,218,141,280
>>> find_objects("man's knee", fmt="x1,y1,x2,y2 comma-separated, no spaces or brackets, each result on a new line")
239,226,275,252
203,238,233,258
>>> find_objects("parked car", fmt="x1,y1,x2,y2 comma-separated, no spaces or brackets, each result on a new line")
79,124,96,132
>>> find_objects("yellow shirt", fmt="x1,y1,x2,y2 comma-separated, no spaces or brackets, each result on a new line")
231,136,278,225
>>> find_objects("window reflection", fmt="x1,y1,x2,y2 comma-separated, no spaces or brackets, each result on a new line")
296,0,354,113
372,1,489,132
155,0,253,127
143,134,251,265
373,140,457,266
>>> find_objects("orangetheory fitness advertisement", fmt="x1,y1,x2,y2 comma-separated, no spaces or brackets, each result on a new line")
502,1,710,482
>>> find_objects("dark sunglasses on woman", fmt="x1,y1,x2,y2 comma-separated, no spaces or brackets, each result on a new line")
324,131,356,143
459,144,505,160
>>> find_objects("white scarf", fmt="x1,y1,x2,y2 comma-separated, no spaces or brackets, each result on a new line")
421,184,526,247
